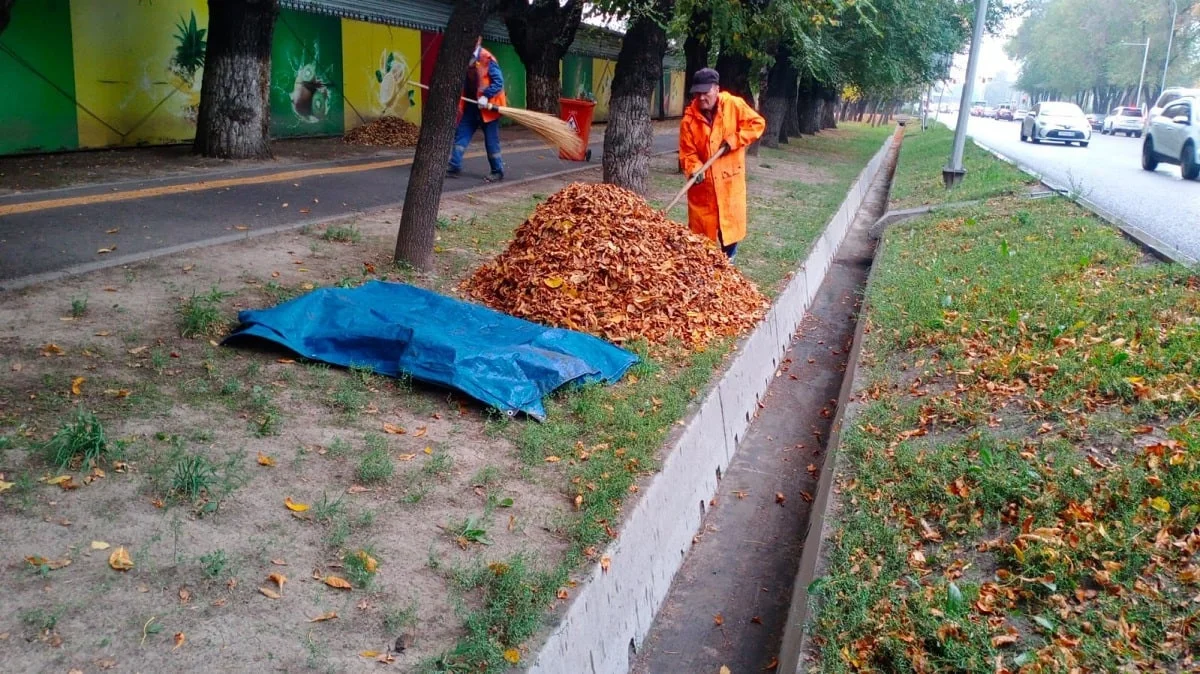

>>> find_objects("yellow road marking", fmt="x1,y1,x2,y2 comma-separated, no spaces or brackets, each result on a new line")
0,145,550,218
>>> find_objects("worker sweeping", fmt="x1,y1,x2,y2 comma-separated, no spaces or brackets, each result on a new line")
448,37,507,183
679,68,766,260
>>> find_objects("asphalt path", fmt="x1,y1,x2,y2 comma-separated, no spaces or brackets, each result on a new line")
944,115,1200,262
0,132,679,285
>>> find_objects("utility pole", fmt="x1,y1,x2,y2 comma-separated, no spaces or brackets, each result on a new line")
1161,0,1178,92
1121,38,1151,109
943,0,988,189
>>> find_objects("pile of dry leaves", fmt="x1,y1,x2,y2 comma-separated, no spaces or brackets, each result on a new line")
462,182,767,347
344,117,420,147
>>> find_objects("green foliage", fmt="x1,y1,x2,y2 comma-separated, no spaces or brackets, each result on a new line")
171,454,217,501
70,294,88,318
322,224,362,243
171,10,207,80
42,407,108,469
343,547,381,589
199,549,229,580
356,446,394,484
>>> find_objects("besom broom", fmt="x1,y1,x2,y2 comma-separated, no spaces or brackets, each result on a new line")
413,82,585,157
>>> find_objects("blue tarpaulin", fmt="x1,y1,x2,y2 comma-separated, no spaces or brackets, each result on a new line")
222,281,638,419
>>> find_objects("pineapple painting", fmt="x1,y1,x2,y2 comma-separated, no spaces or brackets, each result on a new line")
169,10,206,122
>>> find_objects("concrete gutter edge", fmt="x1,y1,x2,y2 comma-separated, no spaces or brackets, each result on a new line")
527,127,902,674
969,140,1198,268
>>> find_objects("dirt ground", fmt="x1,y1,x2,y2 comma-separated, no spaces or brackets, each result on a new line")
0,135,854,672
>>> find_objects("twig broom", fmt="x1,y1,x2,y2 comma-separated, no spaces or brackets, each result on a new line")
413,82,585,157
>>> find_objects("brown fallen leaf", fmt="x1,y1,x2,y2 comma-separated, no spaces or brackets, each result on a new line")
545,455,562,463
284,497,309,512
775,492,786,505
44,474,72,485
600,556,611,573
347,484,370,493
721,667,732,674
69,377,85,395
259,586,281,599
991,634,1018,648
234,224,250,231
356,551,378,574
257,452,275,467
396,453,416,462
96,247,116,254
751,616,763,624
556,588,569,600
25,556,72,570
106,228,119,234
173,632,185,650
324,575,352,589
764,656,779,670
309,611,338,622
414,426,428,438
573,494,583,509
357,598,371,611
360,651,381,658
422,446,432,455
41,343,64,356
383,423,406,435
271,558,287,566
91,540,111,550
104,388,132,398
109,547,134,571
269,572,287,593
734,490,748,499
800,491,814,503
179,588,191,604
713,613,724,626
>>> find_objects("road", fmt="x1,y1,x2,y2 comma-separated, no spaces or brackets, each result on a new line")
0,132,679,286
946,115,1200,263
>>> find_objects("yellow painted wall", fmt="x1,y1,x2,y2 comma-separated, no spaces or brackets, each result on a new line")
341,20,422,130
592,58,615,121
70,0,208,148
668,71,686,117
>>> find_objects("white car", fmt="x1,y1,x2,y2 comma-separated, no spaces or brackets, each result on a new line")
1101,106,1144,137
1145,87,1200,131
1142,96,1199,180
1020,102,1091,146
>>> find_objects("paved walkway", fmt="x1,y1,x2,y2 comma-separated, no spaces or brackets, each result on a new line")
0,131,679,287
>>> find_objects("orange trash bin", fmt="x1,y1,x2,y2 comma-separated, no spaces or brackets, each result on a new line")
558,98,596,162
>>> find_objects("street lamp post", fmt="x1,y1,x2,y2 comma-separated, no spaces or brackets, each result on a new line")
1120,39,1151,109
944,0,989,189
1161,0,1178,92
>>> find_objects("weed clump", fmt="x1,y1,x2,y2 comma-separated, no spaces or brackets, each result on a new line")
42,408,108,469
178,286,233,338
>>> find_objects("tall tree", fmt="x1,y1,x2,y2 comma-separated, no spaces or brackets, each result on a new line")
0,0,14,37
601,0,674,193
502,0,584,114
394,0,495,270
682,6,712,91
193,0,278,159
761,42,797,148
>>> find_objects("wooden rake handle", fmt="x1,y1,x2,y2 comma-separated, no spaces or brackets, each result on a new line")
664,144,727,214
411,82,499,112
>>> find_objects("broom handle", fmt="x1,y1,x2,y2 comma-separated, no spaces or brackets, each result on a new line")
664,144,727,214
411,82,500,111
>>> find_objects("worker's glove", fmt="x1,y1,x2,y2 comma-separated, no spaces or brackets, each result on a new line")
477,96,490,110
691,171,705,185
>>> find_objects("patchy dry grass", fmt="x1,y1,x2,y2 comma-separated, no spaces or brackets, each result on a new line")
0,124,892,672
810,144,1200,671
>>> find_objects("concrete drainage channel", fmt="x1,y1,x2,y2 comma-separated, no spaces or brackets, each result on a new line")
526,126,904,674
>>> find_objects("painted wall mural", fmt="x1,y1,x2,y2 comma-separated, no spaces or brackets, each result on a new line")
341,20,422,129
0,2,688,156
0,0,78,154
271,9,344,138
592,58,616,121
668,71,686,117
70,0,208,148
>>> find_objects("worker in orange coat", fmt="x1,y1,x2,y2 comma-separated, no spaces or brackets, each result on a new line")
679,68,766,260
448,37,508,183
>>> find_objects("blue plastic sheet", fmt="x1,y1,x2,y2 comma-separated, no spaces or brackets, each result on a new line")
223,281,638,420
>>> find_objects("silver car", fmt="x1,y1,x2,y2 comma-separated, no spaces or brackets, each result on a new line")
1020,102,1092,147
1102,106,1144,137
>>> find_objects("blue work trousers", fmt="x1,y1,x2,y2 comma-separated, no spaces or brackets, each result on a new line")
449,106,503,175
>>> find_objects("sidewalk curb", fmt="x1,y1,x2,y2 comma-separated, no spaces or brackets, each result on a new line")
970,140,1198,267
0,149,673,293
526,127,903,674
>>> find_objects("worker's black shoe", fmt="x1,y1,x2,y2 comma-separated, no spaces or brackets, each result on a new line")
484,172,504,183
446,168,461,178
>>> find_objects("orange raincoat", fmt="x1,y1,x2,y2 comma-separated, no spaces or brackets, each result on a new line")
456,48,507,124
679,92,766,246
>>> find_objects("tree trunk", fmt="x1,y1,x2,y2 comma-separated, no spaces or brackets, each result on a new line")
797,77,821,135
714,51,754,103
821,93,838,129
602,0,672,194
193,0,278,159
783,88,800,141
760,44,795,149
0,0,14,36
683,7,710,92
503,0,583,115
394,0,495,270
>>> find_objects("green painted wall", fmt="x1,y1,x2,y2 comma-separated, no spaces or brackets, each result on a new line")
483,40,525,110
561,54,593,100
0,0,78,154
270,8,344,138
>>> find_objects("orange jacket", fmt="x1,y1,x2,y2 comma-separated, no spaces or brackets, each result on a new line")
679,92,766,246
457,48,507,124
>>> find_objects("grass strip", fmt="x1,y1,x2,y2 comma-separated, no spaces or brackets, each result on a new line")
811,145,1199,671
887,124,1031,210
